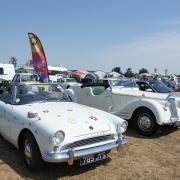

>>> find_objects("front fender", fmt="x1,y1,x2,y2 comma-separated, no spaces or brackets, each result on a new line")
120,99,170,125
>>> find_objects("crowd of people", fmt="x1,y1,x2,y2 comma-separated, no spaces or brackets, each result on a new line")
166,75,179,90
147,74,179,91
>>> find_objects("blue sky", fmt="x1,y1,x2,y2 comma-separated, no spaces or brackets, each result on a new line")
0,0,180,74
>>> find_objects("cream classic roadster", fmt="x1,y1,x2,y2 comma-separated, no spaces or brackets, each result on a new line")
65,79,180,136
0,82,127,171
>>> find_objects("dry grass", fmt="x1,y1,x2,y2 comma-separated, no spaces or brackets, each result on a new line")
0,124,180,180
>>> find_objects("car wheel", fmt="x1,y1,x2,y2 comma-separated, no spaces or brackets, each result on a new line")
22,132,44,171
133,109,159,136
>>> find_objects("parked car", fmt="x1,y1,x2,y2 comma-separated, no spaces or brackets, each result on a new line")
108,78,173,93
57,77,77,83
0,63,15,81
136,80,173,93
65,80,180,136
0,82,127,171
11,73,39,86
0,80,11,94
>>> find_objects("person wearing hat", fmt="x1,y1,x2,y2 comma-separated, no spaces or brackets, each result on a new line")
154,74,161,81
168,75,178,90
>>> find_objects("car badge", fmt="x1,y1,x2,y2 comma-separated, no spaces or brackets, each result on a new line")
89,116,98,121
89,126,94,130
43,109,49,113
67,109,73,112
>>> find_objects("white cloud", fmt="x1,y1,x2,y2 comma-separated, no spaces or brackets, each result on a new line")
99,32,180,74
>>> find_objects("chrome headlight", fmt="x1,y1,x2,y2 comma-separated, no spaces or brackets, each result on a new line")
164,102,169,111
50,131,65,146
117,121,128,134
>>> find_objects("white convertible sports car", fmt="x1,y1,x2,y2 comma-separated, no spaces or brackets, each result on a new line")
0,82,127,171
65,79,180,136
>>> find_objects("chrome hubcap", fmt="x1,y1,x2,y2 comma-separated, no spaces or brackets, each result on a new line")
24,140,32,164
138,114,152,131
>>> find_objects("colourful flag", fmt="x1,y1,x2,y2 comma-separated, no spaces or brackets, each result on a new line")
28,33,49,83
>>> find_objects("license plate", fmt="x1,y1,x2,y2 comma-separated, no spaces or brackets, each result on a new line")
80,152,108,166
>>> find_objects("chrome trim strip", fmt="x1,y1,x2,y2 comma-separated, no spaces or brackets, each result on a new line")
61,134,115,151
43,137,127,163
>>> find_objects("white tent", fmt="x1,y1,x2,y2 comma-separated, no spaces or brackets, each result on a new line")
107,71,121,78
94,70,107,79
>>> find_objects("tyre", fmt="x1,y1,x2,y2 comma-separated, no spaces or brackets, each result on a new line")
22,132,44,171
133,108,159,136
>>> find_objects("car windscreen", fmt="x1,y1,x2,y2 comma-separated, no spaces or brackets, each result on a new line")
109,79,138,88
148,80,173,93
16,84,70,105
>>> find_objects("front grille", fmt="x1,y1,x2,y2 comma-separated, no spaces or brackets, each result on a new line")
61,134,115,151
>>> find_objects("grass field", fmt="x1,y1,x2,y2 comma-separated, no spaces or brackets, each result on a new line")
0,124,180,180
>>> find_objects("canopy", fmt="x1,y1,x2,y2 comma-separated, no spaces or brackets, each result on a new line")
72,70,88,78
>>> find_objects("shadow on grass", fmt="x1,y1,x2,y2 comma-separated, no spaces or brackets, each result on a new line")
0,135,110,180
125,122,180,139
0,123,179,179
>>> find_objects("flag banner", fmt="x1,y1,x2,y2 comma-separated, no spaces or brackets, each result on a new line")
28,33,49,83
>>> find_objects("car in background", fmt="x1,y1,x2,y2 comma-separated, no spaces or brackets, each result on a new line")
0,63,15,81
65,79,180,136
57,77,77,83
0,82,127,171
11,73,39,86
80,78,95,85
136,79,173,93
108,78,173,94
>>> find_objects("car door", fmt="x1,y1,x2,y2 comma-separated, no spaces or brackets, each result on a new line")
86,86,113,112
110,87,143,119
0,101,6,136
5,105,23,145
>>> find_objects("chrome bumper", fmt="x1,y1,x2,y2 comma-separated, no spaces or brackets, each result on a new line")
165,117,180,126
43,137,127,164
174,120,180,127
163,119,180,126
